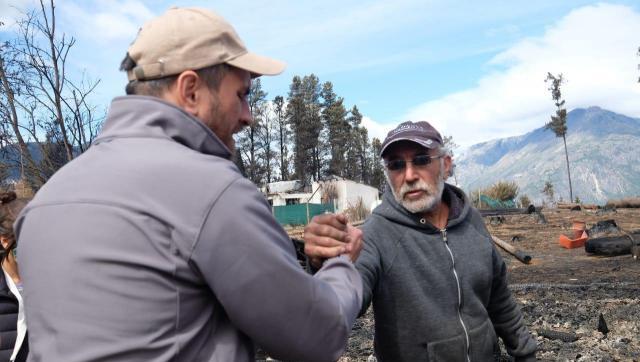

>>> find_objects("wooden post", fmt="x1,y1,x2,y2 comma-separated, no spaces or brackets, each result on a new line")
491,235,532,264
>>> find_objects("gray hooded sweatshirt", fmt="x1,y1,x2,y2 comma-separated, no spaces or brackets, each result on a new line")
357,184,536,361
15,96,362,362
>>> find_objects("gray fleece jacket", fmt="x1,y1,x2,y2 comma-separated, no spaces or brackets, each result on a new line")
357,184,536,361
16,96,362,362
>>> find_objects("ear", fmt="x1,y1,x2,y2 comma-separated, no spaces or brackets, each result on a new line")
169,70,207,117
0,236,9,250
442,154,453,180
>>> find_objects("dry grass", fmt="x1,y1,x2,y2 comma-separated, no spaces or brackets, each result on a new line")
605,197,640,209
519,194,532,207
321,182,339,204
485,181,519,201
471,181,520,208
344,197,370,223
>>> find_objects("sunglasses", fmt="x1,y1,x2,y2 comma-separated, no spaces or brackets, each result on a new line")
385,154,443,171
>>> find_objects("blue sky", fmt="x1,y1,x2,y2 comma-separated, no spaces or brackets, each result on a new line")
2,0,640,148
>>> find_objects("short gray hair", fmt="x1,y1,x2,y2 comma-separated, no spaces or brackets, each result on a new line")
120,53,230,96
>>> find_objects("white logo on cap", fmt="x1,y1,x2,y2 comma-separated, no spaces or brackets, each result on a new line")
390,124,424,136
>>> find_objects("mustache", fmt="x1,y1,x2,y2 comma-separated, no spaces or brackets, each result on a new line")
399,180,434,197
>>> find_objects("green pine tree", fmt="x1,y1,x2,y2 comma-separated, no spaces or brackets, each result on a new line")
321,81,349,177
237,78,268,185
273,95,289,180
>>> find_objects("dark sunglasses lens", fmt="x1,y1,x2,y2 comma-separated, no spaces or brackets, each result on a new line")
412,155,431,166
387,160,406,171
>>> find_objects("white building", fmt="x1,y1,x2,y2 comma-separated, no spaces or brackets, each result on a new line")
263,180,310,206
265,177,380,213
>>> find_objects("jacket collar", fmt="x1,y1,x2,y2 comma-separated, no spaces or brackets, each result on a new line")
94,96,232,159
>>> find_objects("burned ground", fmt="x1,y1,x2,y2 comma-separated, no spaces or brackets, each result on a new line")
338,208,640,361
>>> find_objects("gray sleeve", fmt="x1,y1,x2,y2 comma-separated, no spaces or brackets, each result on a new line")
190,177,362,362
487,247,537,360
355,222,382,316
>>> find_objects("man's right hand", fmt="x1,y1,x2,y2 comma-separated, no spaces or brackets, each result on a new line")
304,213,363,269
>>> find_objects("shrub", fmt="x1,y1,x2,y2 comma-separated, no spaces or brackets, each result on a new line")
541,181,555,205
519,194,531,207
486,181,519,201
343,197,370,222
470,181,519,209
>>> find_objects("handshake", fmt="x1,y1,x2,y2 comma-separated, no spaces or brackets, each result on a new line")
303,213,364,269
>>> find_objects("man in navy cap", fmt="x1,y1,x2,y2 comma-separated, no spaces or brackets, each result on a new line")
304,121,537,361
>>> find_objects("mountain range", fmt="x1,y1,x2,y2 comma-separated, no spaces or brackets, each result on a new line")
2,107,638,205
454,106,640,204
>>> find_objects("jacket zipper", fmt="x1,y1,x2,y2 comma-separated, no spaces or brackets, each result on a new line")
441,228,471,362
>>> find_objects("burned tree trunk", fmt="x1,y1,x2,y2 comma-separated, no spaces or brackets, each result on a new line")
585,232,640,256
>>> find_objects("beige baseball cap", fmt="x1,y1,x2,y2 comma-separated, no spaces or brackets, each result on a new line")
125,7,286,81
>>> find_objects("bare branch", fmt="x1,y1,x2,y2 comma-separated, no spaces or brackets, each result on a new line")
0,0,104,188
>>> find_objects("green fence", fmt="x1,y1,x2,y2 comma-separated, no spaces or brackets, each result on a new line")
479,195,516,209
273,202,335,226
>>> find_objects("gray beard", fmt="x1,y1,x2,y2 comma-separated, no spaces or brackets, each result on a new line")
386,166,445,214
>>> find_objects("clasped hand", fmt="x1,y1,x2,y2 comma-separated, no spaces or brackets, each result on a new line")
303,213,363,269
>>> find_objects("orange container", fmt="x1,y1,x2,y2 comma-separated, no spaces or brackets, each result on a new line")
559,231,588,249
572,221,586,239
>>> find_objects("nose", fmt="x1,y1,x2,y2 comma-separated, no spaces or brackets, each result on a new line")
403,162,420,183
240,99,253,127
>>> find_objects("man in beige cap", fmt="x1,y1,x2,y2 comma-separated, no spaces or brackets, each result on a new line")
16,7,362,362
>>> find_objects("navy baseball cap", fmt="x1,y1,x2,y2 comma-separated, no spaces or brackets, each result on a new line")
380,121,443,157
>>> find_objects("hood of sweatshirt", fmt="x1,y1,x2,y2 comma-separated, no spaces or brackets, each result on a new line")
372,182,471,232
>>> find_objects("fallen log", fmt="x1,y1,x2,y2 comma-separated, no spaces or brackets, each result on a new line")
584,232,640,256
537,329,578,342
557,202,581,210
480,205,540,217
491,235,532,264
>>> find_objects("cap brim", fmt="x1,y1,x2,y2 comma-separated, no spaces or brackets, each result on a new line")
227,52,286,77
380,137,440,157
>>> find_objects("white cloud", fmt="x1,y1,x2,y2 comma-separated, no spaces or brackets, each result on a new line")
0,0,35,31
59,0,155,43
395,3,640,147
361,116,390,142
0,0,153,40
